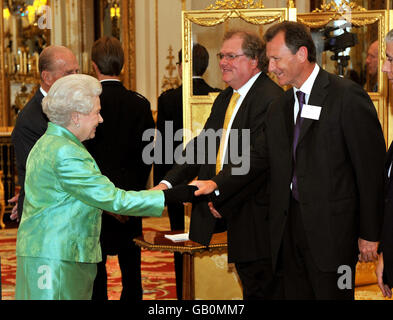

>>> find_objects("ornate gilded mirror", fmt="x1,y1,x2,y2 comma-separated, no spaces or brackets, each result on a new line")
182,4,296,146
297,2,393,144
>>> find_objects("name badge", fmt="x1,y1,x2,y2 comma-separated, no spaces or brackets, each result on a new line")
301,104,322,120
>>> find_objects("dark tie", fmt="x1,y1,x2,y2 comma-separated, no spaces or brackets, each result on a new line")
292,90,305,201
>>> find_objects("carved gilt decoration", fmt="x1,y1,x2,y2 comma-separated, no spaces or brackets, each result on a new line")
205,0,264,10
184,10,283,28
313,0,367,13
298,3,381,28
161,45,181,93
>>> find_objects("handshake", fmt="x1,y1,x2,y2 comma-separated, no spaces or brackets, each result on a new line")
162,184,216,205
153,180,222,219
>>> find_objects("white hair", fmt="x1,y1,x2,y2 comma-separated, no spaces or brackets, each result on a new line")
42,74,102,127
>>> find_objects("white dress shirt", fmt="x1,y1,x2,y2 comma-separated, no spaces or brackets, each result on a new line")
40,87,47,97
292,64,320,123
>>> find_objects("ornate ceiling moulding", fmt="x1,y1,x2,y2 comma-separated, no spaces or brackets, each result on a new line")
205,0,264,10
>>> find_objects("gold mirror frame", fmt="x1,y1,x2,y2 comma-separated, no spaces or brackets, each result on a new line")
120,0,136,92
297,8,393,145
181,8,294,146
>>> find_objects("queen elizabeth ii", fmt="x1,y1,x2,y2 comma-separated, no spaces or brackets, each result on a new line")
15,74,195,300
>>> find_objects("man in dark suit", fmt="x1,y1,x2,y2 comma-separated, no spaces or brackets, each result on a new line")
154,31,284,300
11,46,79,220
376,29,393,298
154,43,220,300
263,22,386,300
85,36,155,301
194,21,385,300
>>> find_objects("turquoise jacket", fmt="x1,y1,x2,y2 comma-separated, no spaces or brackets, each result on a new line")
16,122,164,263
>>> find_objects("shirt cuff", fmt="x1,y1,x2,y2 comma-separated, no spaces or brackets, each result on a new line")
160,180,172,189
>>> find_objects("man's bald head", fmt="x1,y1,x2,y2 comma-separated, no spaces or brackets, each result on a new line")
39,45,79,92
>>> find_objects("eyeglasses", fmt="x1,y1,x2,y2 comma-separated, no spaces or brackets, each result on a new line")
217,53,245,61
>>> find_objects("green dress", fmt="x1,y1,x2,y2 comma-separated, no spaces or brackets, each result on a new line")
15,122,164,300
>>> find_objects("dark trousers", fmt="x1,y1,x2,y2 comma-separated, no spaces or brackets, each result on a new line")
92,244,142,300
281,197,355,300
167,203,185,300
92,215,143,301
235,259,284,300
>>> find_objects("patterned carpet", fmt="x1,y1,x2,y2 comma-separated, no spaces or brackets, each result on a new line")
0,215,392,300
0,216,177,300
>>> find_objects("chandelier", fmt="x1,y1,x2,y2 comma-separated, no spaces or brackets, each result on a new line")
5,0,32,15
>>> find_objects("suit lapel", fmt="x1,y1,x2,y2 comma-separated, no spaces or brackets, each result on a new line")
283,91,294,143
385,143,393,193
297,68,328,146
215,88,233,130
230,73,268,130
386,142,393,171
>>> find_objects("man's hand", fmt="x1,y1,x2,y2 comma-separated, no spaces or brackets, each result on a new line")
358,238,379,262
188,180,221,218
150,183,168,191
208,201,222,219
189,180,218,196
8,194,19,221
376,252,392,298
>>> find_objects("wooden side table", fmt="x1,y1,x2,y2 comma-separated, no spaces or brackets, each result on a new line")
134,231,228,300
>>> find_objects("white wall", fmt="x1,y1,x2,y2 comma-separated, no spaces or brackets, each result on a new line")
135,0,183,110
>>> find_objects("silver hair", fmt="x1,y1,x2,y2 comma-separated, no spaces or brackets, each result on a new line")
386,29,393,44
42,74,102,127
